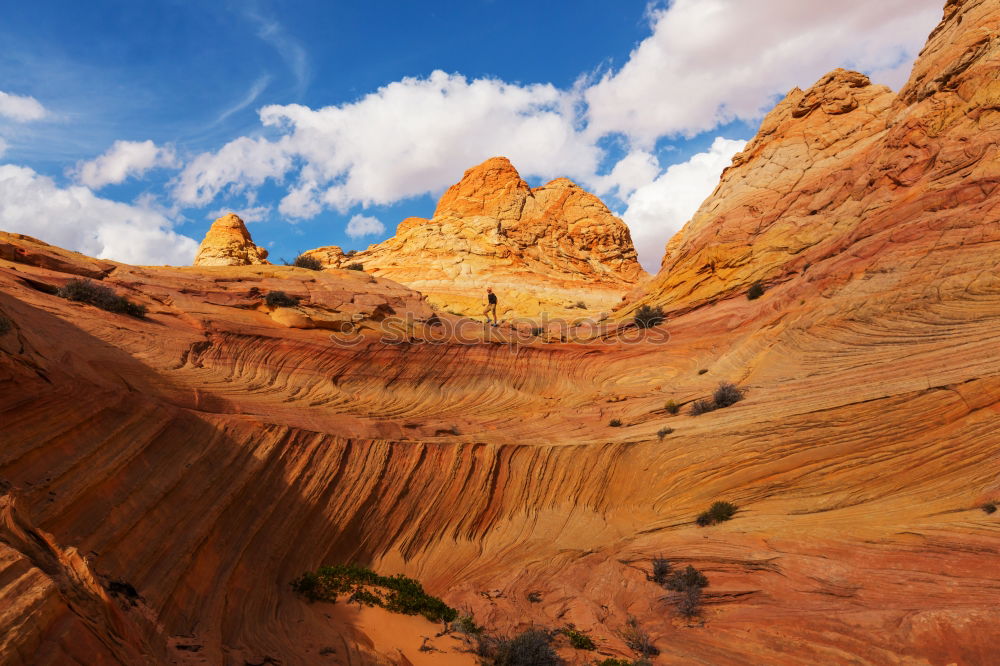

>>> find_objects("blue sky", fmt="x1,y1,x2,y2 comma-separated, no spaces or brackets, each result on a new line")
0,0,943,269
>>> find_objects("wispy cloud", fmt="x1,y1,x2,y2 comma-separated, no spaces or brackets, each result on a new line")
215,75,272,125
242,7,310,98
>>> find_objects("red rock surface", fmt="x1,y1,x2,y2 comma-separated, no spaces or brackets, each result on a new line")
303,157,646,320
1,1,999,664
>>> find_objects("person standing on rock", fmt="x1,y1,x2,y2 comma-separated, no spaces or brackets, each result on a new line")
483,287,499,327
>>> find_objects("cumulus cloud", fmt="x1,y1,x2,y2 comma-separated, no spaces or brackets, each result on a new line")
0,164,199,265
176,70,597,216
585,0,942,146
73,140,178,189
0,91,47,122
622,137,747,271
345,214,385,239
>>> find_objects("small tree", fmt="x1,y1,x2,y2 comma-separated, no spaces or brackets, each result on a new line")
633,305,665,329
696,501,738,526
650,556,671,585
293,254,323,270
347,263,365,271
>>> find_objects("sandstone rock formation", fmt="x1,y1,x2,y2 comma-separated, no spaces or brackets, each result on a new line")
193,213,270,267
622,0,1000,317
303,157,646,319
1,1,999,664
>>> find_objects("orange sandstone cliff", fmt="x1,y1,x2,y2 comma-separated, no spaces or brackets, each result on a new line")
1,0,999,664
303,157,646,319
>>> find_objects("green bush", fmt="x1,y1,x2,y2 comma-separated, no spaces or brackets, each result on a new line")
664,400,679,415
290,564,457,623
57,279,146,318
562,624,596,650
747,282,765,300
696,501,737,527
451,614,483,635
293,254,323,270
265,291,299,308
347,263,365,271
633,304,665,329
657,427,673,440
609,418,622,427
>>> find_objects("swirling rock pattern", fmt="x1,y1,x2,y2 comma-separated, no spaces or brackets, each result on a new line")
1,1,1000,664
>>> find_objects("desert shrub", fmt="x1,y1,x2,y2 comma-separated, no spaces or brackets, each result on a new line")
691,383,743,415
713,382,744,408
527,591,543,603
676,586,703,618
664,400,679,415
663,565,708,592
0,315,11,335
633,304,665,329
689,399,716,416
650,556,671,585
531,327,544,337
983,503,997,514
265,291,299,308
697,368,708,375
619,616,658,657
479,629,560,666
451,614,483,635
347,263,365,271
293,254,323,270
696,501,737,527
657,427,673,440
747,282,765,300
595,660,650,666
574,301,587,309
57,279,146,318
561,624,596,650
290,564,457,623
609,418,623,427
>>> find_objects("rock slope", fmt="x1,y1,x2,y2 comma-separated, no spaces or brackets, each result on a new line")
304,157,646,319
1,1,999,664
624,0,999,317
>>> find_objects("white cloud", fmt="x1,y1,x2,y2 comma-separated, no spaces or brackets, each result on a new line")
0,91,47,122
622,137,747,271
173,135,293,206
584,0,942,146
346,214,385,238
73,140,178,189
176,71,597,216
0,164,199,265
